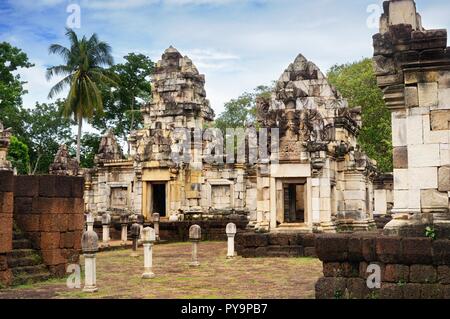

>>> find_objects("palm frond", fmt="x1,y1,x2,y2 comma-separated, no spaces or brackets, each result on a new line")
48,74,73,99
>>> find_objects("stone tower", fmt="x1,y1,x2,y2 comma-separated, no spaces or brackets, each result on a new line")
373,0,450,236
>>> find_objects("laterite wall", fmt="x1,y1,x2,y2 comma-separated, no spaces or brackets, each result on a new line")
315,233,450,299
13,175,85,276
0,171,14,286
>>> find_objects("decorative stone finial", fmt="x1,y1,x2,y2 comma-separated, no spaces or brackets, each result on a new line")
95,129,123,163
189,225,201,241
49,144,79,176
142,227,156,243
131,223,141,238
81,230,99,253
101,212,111,225
226,223,237,235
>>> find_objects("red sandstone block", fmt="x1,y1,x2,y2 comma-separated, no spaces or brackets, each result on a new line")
40,214,58,232
40,232,61,250
421,284,444,299
410,265,437,284
55,176,72,198
315,234,349,262
41,249,65,266
302,233,316,247
437,266,450,284
315,277,347,299
0,269,13,286
384,264,409,283
376,236,402,264
0,171,14,192
72,177,84,198
380,283,404,299
348,235,363,262
48,264,67,277
403,283,422,299
323,262,359,278
0,217,13,253
61,248,79,263
268,234,291,246
361,235,377,262
432,240,450,265
0,192,13,214
69,214,85,231
14,176,39,197
346,278,371,299
38,175,57,197
14,197,32,215
0,255,8,271
60,232,74,249
15,214,41,232
72,198,85,215
73,231,83,250
401,237,433,265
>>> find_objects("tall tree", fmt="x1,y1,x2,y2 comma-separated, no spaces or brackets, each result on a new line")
47,28,116,162
0,42,34,141
214,85,272,132
7,136,30,175
24,101,73,174
92,53,154,154
327,58,393,172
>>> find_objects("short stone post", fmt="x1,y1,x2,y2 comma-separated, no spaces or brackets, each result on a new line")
189,225,201,267
81,230,99,293
130,223,141,257
86,213,94,232
101,213,111,248
142,227,156,279
120,213,129,245
226,223,237,259
153,213,160,241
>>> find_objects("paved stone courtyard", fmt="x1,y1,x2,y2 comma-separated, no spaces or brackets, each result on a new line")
0,242,322,299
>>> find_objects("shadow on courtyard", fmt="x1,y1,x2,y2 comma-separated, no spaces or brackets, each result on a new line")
0,242,322,299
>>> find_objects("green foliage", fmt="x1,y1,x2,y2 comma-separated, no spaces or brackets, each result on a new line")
214,85,272,133
24,101,73,174
7,136,30,174
0,42,34,140
78,133,101,168
47,28,116,161
425,226,437,240
327,58,393,172
91,53,154,152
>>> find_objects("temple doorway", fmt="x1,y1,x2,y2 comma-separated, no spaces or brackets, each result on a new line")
283,183,305,223
152,183,167,217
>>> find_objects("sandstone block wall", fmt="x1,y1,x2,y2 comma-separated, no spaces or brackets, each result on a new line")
315,233,450,299
13,175,85,276
236,233,317,258
0,171,14,286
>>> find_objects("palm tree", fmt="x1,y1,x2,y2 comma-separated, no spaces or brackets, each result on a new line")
47,28,116,162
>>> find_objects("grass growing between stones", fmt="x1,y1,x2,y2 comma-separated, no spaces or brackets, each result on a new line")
0,242,323,299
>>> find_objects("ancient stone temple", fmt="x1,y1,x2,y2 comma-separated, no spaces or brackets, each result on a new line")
49,144,79,176
373,0,450,236
252,54,378,233
84,46,387,234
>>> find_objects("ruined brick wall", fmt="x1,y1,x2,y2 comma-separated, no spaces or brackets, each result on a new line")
13,175,85,276
236,233,317,258
0,171,14,286
315,233,450,299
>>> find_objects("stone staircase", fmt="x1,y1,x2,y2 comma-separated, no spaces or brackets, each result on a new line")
7,228,51,286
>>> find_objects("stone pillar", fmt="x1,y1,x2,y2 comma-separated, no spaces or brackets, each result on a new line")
86,213,94,232
189,225,201,267
142,227,156,279
101,212,111,248
120,213,129,245
130,223,141,257
373,0,450,236
153,213,160,241
81,230,99,293
226,223,237,259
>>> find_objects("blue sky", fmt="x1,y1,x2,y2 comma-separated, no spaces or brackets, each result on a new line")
1,0,449,119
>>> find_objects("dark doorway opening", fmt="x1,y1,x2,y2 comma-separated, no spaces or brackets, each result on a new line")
283,184,305,223
152,184,166,217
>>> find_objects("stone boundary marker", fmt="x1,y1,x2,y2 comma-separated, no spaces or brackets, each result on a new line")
314,233,450,299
